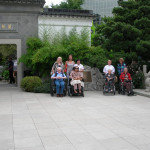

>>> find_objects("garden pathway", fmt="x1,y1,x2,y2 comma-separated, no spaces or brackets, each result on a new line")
0,87,150,150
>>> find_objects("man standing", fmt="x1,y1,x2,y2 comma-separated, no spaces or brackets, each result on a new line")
8,58,15,84
103,60,115,74
74,59,84,77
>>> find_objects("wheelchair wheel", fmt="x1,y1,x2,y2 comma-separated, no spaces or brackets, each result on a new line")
68,88,70,96
113,86,116,95
103,91,106,95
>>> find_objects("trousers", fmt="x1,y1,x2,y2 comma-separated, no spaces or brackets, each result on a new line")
55,80,65,94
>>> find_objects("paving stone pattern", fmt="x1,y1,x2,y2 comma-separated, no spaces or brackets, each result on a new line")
0,87,150,150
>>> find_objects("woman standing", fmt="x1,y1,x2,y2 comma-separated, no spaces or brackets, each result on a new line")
51,57,64,74
65,54,75,77
117,58,126,77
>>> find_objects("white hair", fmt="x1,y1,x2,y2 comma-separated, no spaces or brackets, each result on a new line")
57,67,62,70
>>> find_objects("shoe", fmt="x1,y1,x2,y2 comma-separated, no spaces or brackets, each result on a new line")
60,94,63,97
57,94,60,97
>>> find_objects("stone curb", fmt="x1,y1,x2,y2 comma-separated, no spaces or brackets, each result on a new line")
134,91,150,98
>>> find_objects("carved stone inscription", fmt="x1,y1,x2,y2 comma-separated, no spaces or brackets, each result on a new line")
83,71,92,82
0,22,18,32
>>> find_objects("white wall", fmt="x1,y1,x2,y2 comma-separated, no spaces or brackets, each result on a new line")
38,15,93,44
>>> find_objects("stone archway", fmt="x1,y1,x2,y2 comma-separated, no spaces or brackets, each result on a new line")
0,39,22,86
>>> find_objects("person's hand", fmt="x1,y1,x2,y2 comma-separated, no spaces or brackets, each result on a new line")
57,77,61,79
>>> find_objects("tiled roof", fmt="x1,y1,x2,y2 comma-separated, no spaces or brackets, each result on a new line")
0,0,45,5
41,8,96,18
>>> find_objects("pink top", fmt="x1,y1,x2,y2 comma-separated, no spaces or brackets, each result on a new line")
70,71,82,79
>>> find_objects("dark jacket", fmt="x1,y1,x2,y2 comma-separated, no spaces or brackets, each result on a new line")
104,73,115,82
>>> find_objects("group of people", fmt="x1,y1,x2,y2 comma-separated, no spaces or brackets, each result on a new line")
51,55,133,97
103,58,133,95
51,55,84,97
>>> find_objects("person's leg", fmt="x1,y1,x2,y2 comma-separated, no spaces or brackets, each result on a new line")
74,84,77,93
126,82,131,93
78,83,81,93
123,82,130,93
60,81,65,95
9,71,13,84
55,80,60,95
109,81,113,91
105,81,109,91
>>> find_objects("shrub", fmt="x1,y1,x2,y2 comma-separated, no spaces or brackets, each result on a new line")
85,46,108,72
132,70,145,89
21,76,42,92
34,82,50,93
2,70,9,80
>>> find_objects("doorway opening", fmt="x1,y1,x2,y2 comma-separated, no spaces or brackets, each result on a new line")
0,44,17,87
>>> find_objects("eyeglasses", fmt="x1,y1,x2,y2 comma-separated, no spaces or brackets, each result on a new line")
75,68,79,69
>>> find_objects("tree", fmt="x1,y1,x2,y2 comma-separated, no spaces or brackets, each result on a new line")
93,0,150,60
0,44,17,65
51,0,84,9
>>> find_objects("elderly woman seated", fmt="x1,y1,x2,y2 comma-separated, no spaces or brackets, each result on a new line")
120,68,133,95
104,69,115,92
69,66,84,94
51,67,66,97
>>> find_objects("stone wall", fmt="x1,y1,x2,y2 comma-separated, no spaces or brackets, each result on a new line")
84,66,104,91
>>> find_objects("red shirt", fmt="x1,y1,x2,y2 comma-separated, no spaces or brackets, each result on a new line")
120,72,132,82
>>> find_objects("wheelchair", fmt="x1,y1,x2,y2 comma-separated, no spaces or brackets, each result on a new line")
119,80,134,96
68,78,84,97
50,78,67,97
103,79,116,95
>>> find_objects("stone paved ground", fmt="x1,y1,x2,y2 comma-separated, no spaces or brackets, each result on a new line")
0,87,150,150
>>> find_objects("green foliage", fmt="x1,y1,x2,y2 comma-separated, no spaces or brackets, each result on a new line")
34,81,50,93
93,0,150,60
0,44,17,65
21,76,42,92
51,0,84,9
86,46,108,71
2,70,9,80
128,65,145,89
19,27,90,77
91,22,96,45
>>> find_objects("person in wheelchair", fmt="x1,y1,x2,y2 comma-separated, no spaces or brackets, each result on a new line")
120,68,133,96
51,67,66,97
69,66,84,94
104,69,115,93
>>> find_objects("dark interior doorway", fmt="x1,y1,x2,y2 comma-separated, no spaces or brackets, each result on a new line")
0,44,17,87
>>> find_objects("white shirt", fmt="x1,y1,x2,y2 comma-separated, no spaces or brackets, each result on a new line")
103,65,115,74
13,60,17,71
74,64,84,71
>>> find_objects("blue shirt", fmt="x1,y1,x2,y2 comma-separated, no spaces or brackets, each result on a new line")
51,72,66,81
117,63,126,76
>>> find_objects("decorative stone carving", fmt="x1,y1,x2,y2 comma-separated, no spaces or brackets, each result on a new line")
83,65,104,91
